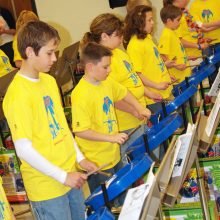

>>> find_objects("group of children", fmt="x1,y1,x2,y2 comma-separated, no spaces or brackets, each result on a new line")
1,0,220,219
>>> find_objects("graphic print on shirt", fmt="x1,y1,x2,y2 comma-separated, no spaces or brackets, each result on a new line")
0,200,6,220
44,96,62,139
123,60,138,85
202,9,213,22
180,44,187,64
103,96,116,133
153,47,165,72
1,56,12,73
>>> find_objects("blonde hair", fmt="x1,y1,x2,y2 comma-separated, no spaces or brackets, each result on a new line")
126,0,151,13
16,10,39,31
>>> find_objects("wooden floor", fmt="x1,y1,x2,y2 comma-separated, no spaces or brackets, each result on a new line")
12,204,34,220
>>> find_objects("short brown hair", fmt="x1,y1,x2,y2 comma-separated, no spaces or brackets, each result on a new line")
160,5,182,23
81,42,112,66
17,20,60,59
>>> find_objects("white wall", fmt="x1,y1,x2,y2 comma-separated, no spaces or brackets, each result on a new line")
35,0,190,51
35,0,126,51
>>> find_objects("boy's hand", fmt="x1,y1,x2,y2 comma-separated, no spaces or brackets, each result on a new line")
170,75,177,82
79,159,98,172
109,133,128,145
137,106,151,121
156,82,170,90
64,172,87,189
200,42,209,49
165,59,176,68
173,63,187,71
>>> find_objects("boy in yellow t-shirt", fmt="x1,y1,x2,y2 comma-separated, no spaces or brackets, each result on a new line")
71,42,150,194
0,49,13,77
3,21,97,220
124,5,173,113
159,5,191,83
0,176,15,220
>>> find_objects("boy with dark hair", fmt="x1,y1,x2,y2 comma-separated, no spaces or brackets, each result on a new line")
71,42,150,193
3,20,97,220
159,5,192,83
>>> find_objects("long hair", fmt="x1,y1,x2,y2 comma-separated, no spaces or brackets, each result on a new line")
123,5,152,49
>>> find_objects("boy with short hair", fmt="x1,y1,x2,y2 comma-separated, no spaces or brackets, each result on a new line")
3,21,97,220
158,4,192,83
71,42,150,193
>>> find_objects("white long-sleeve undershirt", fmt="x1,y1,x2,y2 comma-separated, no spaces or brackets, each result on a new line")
14,137,85,184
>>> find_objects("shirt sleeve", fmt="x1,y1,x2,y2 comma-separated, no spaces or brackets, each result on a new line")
14,138,67,184
158,31,171,57
5,94,33,141
108,78,128,102
127,42,144,73
71,93,92,132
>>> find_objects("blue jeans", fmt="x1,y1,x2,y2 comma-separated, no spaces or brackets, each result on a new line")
120,124,147,165
30,188,85,220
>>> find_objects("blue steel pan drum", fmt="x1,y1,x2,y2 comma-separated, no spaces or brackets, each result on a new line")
86,207,115,220
85,154,153,211
127,113,183,159
172,63,215,97
151,86,197,125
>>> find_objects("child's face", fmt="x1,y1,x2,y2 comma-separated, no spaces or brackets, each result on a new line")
31,39,58,73
102,31,123,50
144,11,154,34
169,15,181,30
90,56,111,81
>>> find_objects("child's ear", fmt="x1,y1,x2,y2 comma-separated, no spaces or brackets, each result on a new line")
86,62,94,72
25,46,35,58
101,32,109,42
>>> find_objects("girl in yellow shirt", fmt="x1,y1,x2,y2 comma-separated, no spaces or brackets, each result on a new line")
124,5,173,113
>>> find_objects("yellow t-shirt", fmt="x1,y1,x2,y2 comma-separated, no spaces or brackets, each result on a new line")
0,176,14,220
71,77,127,169
190,0,220,44
175,13,202,57
0,50,13,77
158,27,191,83
109,48,146,131
3,73,77,201
12,34,22,62
127,35,172,105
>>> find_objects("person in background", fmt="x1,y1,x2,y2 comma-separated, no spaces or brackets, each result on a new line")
3,20,97,220
189,0,220,81
124,5,173,114
163,0,209,60
0,7,15,67
158,4,191,83
13,10,39,68
126,0,151,13
0,176,16,220
81,13,151,164
0,49,13,77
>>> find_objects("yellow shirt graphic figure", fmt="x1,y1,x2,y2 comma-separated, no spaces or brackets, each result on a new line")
0,50,13,77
